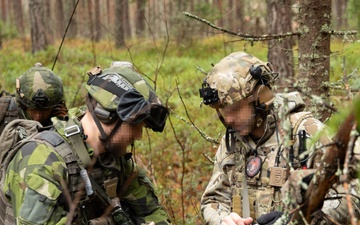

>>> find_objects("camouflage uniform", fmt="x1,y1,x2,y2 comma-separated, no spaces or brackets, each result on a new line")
3,108,171,225
0,64,67,135
2,62,171,224
0,91,20,134
199,52,360,224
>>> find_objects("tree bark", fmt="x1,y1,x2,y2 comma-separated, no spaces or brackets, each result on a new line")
115,0,125,48
94,0,100,41
12,0,26,50
234,0,244,34
44,0,54,45
0,0,7,22
65,0,77,39
135,0,146,37
298,0,331,121
87,0,94,42
54,0,65,39
123,0,131,39
333,0,348,29
29,0,48,53
267,0,294,92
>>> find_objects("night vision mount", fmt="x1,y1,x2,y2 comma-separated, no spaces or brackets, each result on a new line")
199,81,219,105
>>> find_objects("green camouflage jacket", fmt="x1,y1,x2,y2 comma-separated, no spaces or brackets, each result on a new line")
3,107,171,225
200,92,360,224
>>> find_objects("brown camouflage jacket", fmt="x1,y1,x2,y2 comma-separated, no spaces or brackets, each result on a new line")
200,92,360,224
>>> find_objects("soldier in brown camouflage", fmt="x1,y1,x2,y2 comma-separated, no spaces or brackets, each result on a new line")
199,52,360,225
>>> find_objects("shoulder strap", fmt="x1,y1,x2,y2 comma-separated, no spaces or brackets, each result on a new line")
290,111,313,143
64,118,91,168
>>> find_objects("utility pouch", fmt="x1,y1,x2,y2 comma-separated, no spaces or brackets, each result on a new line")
112,205,134,225
269,167,287,187
89,216,115,225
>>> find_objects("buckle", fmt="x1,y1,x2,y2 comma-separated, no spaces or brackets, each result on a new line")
64,125,81,137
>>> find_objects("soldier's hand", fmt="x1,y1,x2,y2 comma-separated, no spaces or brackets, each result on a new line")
257,211,283,225
221,212,253,225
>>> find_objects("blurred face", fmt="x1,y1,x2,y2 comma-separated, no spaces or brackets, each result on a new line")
220,98,255,136
102,121,144,156
25,108,53,125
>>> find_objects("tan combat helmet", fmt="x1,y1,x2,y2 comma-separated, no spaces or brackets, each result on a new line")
200,52,278,112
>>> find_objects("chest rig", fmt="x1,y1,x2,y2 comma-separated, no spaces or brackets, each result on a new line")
229,112,312,219
47,117,134,224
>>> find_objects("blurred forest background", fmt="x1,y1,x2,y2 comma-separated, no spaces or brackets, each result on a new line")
1,0,360,224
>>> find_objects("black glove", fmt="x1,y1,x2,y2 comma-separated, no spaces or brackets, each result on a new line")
257,211,283,225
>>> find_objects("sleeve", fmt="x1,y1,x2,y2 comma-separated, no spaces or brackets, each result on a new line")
200,136,235,225
320,139,360,224
4,141,69,225
121,163,172,225
287,115,360,224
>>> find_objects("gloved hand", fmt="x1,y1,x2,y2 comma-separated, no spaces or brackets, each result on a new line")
257,211,283,225
281,169,315,205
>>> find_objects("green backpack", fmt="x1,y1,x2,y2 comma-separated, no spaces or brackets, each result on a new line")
0,119,43,225
0,90,20,135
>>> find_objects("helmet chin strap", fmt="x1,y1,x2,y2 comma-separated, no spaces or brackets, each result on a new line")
86,100,123,151
216,109,237,153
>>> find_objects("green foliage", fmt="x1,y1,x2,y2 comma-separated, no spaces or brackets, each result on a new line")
348,0,360,31
354,97,360,131
0,21,18,40
0,36,359,224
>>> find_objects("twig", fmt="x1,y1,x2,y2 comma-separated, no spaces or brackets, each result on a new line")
342,124,359,225
169,107,219,145
183,12,299,41
293,86,338,113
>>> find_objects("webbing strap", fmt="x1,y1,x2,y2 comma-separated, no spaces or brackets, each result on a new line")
242,169,250,218
64,118,91,168
87,76,127,98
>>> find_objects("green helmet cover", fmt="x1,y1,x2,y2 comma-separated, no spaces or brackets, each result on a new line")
86,62,168,132
16,66,65,109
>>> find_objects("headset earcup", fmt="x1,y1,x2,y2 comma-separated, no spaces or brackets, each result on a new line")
254,85,274,111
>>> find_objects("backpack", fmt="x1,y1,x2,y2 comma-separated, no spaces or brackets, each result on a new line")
0,119,42,225
0,90,20,135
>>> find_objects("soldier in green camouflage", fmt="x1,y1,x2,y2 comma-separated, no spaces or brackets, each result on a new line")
15,62,68,125
0,63,67,134
199,52,360,224
2,61,171,224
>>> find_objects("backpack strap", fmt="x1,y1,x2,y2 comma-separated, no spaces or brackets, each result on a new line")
0,95,18,124
63,118,91,168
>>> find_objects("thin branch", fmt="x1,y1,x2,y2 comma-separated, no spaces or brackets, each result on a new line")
293,86,338,113
183,12,299,41
169,107,220,145
325,30,358,35
342,124,359,225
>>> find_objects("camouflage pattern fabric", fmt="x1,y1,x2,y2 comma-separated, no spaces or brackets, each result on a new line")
282,141,360,224
3,107,171,225
16,66,65,109
0,92,21,135
200,92,360,224
86,65,164,113
85,64,168,132
204,52,277,108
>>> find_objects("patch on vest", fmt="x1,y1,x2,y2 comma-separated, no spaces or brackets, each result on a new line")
269,167,287,187
246,156,262,177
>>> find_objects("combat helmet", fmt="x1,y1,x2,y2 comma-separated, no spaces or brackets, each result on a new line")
199,52,278,111
16,63,65,109
85,61,168,132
